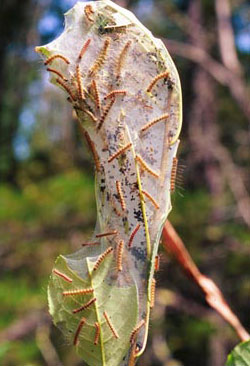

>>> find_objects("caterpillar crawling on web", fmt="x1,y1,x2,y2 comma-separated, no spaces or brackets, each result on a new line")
36,1,182,365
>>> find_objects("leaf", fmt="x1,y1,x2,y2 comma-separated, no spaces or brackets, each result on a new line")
226,341,250,366
48,253,138,366
37,0,182,364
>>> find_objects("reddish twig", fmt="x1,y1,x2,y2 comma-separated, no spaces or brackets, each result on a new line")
162,220,250,342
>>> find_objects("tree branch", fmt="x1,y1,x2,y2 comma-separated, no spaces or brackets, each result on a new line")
162,220,250,342
215,0,242,75
163,39,250,123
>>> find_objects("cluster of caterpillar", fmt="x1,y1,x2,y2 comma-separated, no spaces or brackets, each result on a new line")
40,2,181,361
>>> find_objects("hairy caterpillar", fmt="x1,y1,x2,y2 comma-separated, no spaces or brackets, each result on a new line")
104,89,127,100
146,71,170,93
108,142,132,163
91,79,101,110
96,231,118,238
140,114,169,133
74,317,86,346
63,288,94,296
116,239,124,271
141,190,160,210
72,297,97,314
103,311,119,339
135,155,159,178
93,247,113,271
116,41,132,79
44,54,70,66
130,320,145,345
89,38,111,76
56,78,76,101
78,39,91,61
150,278,156,308
85,4,95,22
154,255,160,272
171,157,178,193
76,64,84,100
97,97,116,130
116,181,126,211
83,131,101,172
128,224,141,248
94,322,101,345
46,67,68,81
53,269,72,283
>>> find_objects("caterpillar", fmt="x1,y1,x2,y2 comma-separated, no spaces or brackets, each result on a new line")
76,64,85,100
89,38,111,76
104,90,127,100
81,109,98,124
93,247,114,271
91,80,101,110
53,269,72,283
150,278,156,308
130,320,145,345
72,297,97,314
171,157,178,193
44,54,70,66
84,4,95,22
128,224,141,248
83,131,101,172
97,97,116,130
95,231,118,238
94,322,100,345
103,311,119,339
78,38,91,61
135,155,159,178
116,239,124,271
154,255,160,272
146,71,170,93
141,114,169,133
141,189,159,210
63,288,94,296
116,181,126,211
108,142,132,163
74,317,86,346
116,40,132,79
56,78,76,101
81,241,99,247
46,67,68,81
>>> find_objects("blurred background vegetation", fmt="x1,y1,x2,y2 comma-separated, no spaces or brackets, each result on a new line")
0,0,249,365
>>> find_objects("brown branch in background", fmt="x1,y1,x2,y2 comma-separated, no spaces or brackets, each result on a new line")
0,310,50,343
210,142,250,227
215,0,242,76
163,39,250,123
36,324,63,366
162,220,250,342
186,62,250,227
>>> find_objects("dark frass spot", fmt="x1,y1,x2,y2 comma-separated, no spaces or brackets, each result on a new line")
134,208,143,222
131,247,147,262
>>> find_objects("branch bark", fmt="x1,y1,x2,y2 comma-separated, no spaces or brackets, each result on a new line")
162,220,250,342
163,39,250,123
215,0,242,75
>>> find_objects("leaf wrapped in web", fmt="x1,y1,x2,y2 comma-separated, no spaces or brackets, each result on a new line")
36,1,182,365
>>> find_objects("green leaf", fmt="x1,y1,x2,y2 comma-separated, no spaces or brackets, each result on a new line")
226,341,250,366
48,252,138,366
